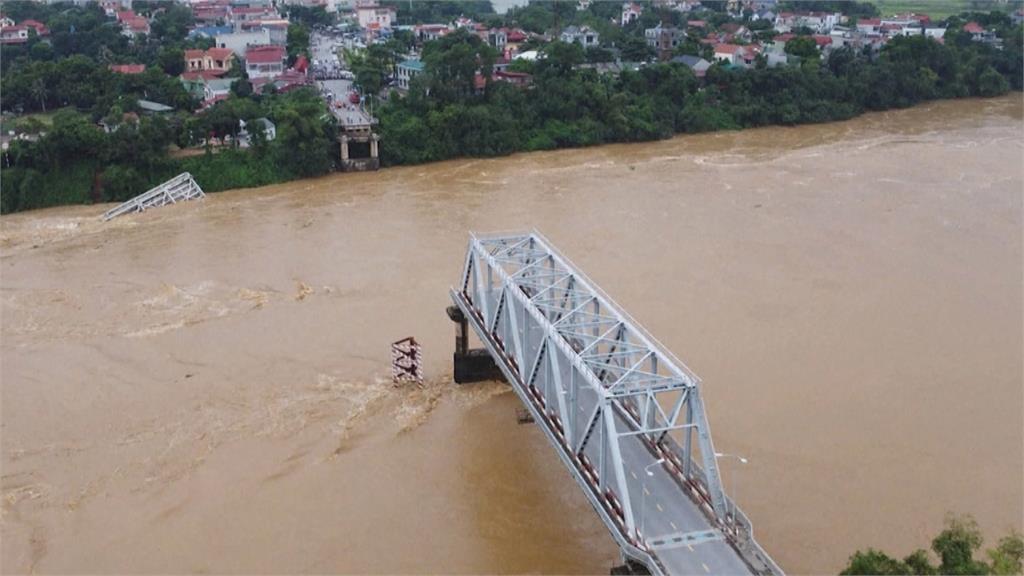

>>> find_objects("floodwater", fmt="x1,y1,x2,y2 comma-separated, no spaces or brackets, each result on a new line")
2,96,1021,575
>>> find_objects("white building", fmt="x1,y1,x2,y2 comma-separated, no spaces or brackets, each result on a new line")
396,59,424,90
621,2,643,26
560,25,600,48
215,29,272,57
245,44,287,79
775,11,840,34
356,3,395,30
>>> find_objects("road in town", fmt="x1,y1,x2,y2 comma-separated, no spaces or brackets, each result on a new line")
310,31,374,127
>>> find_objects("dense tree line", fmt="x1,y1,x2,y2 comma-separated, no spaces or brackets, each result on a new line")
1,89,335,214
377,18,1020,167
841,514,1023,575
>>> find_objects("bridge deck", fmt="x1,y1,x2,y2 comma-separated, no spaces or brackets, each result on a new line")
450,232,781,576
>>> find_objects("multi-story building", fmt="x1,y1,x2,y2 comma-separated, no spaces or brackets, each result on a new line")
356,3,395,30
215,29,272,57
645,24,685,58
184,47,235,74
621,2,643,26
245,44,287,79
396,59,424,90
0,25,28,44
560,25,600,48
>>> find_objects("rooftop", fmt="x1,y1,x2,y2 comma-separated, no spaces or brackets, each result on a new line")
398,59,425,71
245,44,286,64
110,64,146,74
137,99,174,112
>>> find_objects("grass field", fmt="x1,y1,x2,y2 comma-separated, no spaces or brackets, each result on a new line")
872,0,1021,19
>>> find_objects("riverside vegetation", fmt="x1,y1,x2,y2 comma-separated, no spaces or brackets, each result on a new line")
841,514,1023,576
0,1,1021,214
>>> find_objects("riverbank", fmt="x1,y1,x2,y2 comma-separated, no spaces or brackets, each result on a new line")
3,87,1020,219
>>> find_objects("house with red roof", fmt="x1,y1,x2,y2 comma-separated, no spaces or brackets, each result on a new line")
719,22,751,41
116,10,150,38
856,18,881,33
712,43,745,65
250,69,311,95
184,47,235,74
193,1,230,25
494,70,532,87
0,24,28,44
962,21,1000,46
20,19,48,37
228,5,277,26
110,64,146,74
962,21,985,35
245,45,287,79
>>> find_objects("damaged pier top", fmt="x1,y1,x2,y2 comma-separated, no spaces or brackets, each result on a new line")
332,104,380,172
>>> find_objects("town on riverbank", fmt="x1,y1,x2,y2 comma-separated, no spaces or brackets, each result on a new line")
1,0,1022,214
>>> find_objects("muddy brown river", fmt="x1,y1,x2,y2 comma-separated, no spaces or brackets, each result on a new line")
2,96,1022,575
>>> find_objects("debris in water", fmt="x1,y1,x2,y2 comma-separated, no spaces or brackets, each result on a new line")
391,337,423,387
294,282,313,301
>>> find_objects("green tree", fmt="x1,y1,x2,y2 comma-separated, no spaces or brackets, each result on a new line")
841,549,912,575
287,23,311,65
904,549,938,575
933,514,989,575
785,36,819,61
421,29,496,101
987,531,1024,575
618,34,655,62
269,89,333,177
977,65,1009,97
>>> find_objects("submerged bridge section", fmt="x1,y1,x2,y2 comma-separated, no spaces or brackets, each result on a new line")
101,172,205,221
448,232,782,576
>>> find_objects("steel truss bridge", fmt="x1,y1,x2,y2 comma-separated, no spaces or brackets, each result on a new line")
449,232,782,576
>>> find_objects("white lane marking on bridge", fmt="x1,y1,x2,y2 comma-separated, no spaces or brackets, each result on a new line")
669,521,678,531
630,471,637,480
646,529,724,552
702,562,710,573
643,487,650,496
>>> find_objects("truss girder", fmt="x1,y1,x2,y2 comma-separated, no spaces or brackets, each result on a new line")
453,232,734,569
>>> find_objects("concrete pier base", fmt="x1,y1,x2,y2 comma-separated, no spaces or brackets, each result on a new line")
610,560,651,575
446,305,505,384
339,131,380,172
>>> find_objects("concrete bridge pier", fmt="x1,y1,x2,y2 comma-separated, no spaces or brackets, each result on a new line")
339,132,380,171
610,559,652,575
446,305,504,384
